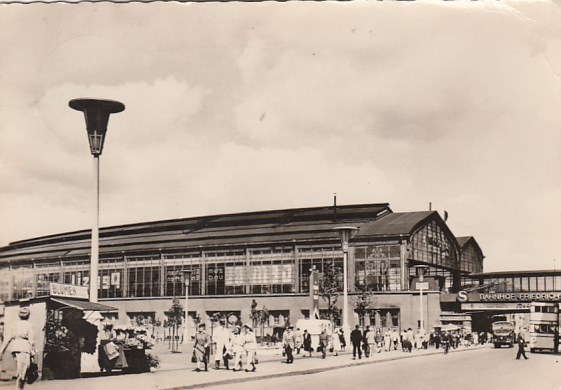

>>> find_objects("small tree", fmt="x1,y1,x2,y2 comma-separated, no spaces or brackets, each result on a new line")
354,287,373,327
167,298,184,352
320,260,342,326
249,299,270,344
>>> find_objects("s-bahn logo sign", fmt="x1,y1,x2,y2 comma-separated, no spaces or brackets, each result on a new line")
457,290,561,303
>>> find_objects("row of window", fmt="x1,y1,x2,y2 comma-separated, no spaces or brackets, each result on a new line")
0,237,478,300
481,276,561,292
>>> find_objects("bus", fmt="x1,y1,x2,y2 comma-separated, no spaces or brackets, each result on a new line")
491,321,514,348
528,302,560,353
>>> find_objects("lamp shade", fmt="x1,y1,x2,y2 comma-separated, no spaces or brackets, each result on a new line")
69,98,125,156
183,270,192,288
333,226,358,252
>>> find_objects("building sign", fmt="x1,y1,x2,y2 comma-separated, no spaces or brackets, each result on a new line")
461,302,531,311
457,291,561,303
49,282,89,299
309,269,320,319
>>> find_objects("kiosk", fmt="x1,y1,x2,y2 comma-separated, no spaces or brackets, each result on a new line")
0,283,116,381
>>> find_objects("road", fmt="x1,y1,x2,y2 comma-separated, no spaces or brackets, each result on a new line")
207,348,561,390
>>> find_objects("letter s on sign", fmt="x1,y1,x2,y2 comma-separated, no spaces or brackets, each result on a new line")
457,290,468,303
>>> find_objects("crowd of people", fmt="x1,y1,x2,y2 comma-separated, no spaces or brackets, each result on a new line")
190,320,496,373
192,320,258,372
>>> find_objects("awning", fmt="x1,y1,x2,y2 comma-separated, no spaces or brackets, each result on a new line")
50,297,117,312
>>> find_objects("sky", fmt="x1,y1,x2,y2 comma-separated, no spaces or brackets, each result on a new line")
0,0,560,272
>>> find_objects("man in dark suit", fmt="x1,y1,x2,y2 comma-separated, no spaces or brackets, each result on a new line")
515,332,529,360
350,325,363,360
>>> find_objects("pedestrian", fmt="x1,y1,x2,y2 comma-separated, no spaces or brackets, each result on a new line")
230,325,245,371
406,328,414,351
391,329,399,351
384,329,392,352
294,328,303,355
441,331,450,354
339,329,346,352
332,328,341,356
303,329,313,357
319,329,329,359
366,326,376,357
0,306,35,390
375,329,383,353
214,318,230,370
362,326,372,357
350,325,363,360
515,332,529,360
282,326,295,364
451,332,458,349
242,324,257,372
434,332,441,350
193,323,210,372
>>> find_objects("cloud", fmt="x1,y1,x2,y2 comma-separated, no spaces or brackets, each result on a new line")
0,1,560,273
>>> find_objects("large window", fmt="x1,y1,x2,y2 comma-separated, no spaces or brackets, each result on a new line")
164,254,203,296
411,221,457,269
299,247,343,293
99,258,124,298
460,244,482,274
355,245,401,291
63,260,89,287
205,251,245,295
0,269,11,302
12,265,34,300
249,249,294,294
35,262,61,297
366,309,400,330
128,256,161,298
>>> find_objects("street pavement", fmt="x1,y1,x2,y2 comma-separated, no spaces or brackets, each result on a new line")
211,344,561,390
0,343,515,390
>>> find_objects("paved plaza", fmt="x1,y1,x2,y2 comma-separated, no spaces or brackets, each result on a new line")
0,343,488,390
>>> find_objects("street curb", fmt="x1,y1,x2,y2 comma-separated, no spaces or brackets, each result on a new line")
168,346,486,390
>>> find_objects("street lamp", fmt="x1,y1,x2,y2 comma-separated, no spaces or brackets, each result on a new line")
183,270,192,346
413,265,430,332
333,226,358,342
69,98,125,303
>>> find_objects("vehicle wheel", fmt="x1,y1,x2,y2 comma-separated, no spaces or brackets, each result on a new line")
530,348,535,353
494,343,499,348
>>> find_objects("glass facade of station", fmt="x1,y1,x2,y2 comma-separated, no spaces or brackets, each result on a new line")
0,226,466,301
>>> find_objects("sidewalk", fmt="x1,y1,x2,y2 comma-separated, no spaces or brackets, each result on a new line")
1,343,488,390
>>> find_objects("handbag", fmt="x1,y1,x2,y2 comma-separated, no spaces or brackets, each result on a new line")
191,351,197,363
26,361,39,384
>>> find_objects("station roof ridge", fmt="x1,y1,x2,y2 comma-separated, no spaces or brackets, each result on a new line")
353,210,437,238
1,202,392,254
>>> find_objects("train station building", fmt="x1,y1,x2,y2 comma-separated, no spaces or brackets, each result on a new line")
0,202,558,337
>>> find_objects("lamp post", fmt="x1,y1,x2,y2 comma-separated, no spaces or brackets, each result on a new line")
69,98,125,303
413,265,430,332
183,270,192,347
333,226,358,343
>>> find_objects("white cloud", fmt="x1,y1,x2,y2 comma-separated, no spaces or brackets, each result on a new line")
0,1,560,273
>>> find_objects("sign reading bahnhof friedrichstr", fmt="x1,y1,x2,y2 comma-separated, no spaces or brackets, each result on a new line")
457,290,561,303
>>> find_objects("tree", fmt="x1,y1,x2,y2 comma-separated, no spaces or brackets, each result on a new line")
354,287,374,327
249,299,270,344
319,260,342,325
166,298,184,352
